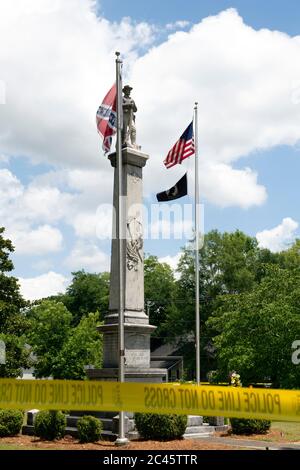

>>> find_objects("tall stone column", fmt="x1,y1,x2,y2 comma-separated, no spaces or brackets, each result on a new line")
88,146,167,383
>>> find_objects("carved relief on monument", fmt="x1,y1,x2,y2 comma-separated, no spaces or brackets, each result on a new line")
126,216,143,271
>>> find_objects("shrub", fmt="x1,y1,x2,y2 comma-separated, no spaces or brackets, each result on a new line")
134,413,187,440
77,415,102,443
230,418,271,435
0,409,24,437
34,410,66,440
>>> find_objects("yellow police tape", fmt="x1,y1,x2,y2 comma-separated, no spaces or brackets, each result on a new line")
1,379,300,422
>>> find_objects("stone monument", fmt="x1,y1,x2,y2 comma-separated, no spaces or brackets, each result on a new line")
86,85,167,438
21,84,227,440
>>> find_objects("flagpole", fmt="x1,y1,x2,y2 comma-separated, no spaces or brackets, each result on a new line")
115,51,128,446
194,102,200,386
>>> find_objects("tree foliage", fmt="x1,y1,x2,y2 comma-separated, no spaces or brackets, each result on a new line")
208,265,300,387
62,270,109,325
0,333,29,378
52,312,102,379
28,301,72,378
28,300,102,379
0,227,29,377
162,230,268,377
0,227,27,334
144,255,178,348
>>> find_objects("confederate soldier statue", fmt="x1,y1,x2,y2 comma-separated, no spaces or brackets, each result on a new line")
122,85,138,148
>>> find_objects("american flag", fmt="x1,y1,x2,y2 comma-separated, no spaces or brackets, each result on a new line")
96,83,117,153
164,121,195,169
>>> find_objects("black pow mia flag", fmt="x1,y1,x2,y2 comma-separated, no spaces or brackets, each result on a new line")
156,173,188,202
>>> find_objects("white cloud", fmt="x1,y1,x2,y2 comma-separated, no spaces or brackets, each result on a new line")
0,169,74,226
64,241,110,272
9,225,63,255
201,163,267,208
166,20,190,30
22,186,74,223
1,2,300,268
0,0,155,170
0,166,114,254
0,79,5,104
0,169,23,201
256,217,299,252
131,8,300,207
159,252,182,271
19,271,69,301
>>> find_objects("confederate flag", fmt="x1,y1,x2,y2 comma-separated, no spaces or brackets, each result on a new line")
96,84,117,153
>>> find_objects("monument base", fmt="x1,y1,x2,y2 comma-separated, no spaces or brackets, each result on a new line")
86,367,168,382
84,367,168,439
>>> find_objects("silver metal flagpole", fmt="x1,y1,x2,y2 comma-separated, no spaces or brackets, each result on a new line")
194,102,200,386
115,51,128,446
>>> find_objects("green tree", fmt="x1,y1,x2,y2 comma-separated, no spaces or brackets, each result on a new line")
52,313,102,379
0,333,29,378
0,227,27,334
144,255,178,348
28,301,72,378
28,300,102,379
62,270,109,325
0,227,29,377
278,239,300,271
208,265,300,388
163,230,277,379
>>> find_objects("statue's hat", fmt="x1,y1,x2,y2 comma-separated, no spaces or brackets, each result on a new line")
123,84,133,92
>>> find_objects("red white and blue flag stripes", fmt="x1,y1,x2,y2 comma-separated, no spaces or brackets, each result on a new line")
164,121,195,169
96,83,117,153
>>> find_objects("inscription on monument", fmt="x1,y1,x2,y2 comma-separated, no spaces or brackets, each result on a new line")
125,333,149,367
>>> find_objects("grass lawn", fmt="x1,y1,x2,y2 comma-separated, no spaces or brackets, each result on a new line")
229,421,300,443
0,443,44,450
270,421,300,442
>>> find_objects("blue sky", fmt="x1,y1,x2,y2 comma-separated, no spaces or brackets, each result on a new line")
99,0,300,35
1,0,300,299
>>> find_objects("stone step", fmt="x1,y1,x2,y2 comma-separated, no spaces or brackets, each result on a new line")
127,431,139,441
187,415,203,426
184,433,213,439
22,425,35,436
100,430,116,441
185,425,215,434
64,426,78,437
214,425,229,433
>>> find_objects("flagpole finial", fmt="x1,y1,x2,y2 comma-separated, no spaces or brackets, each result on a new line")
115,51,120,57
194,101,198,109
